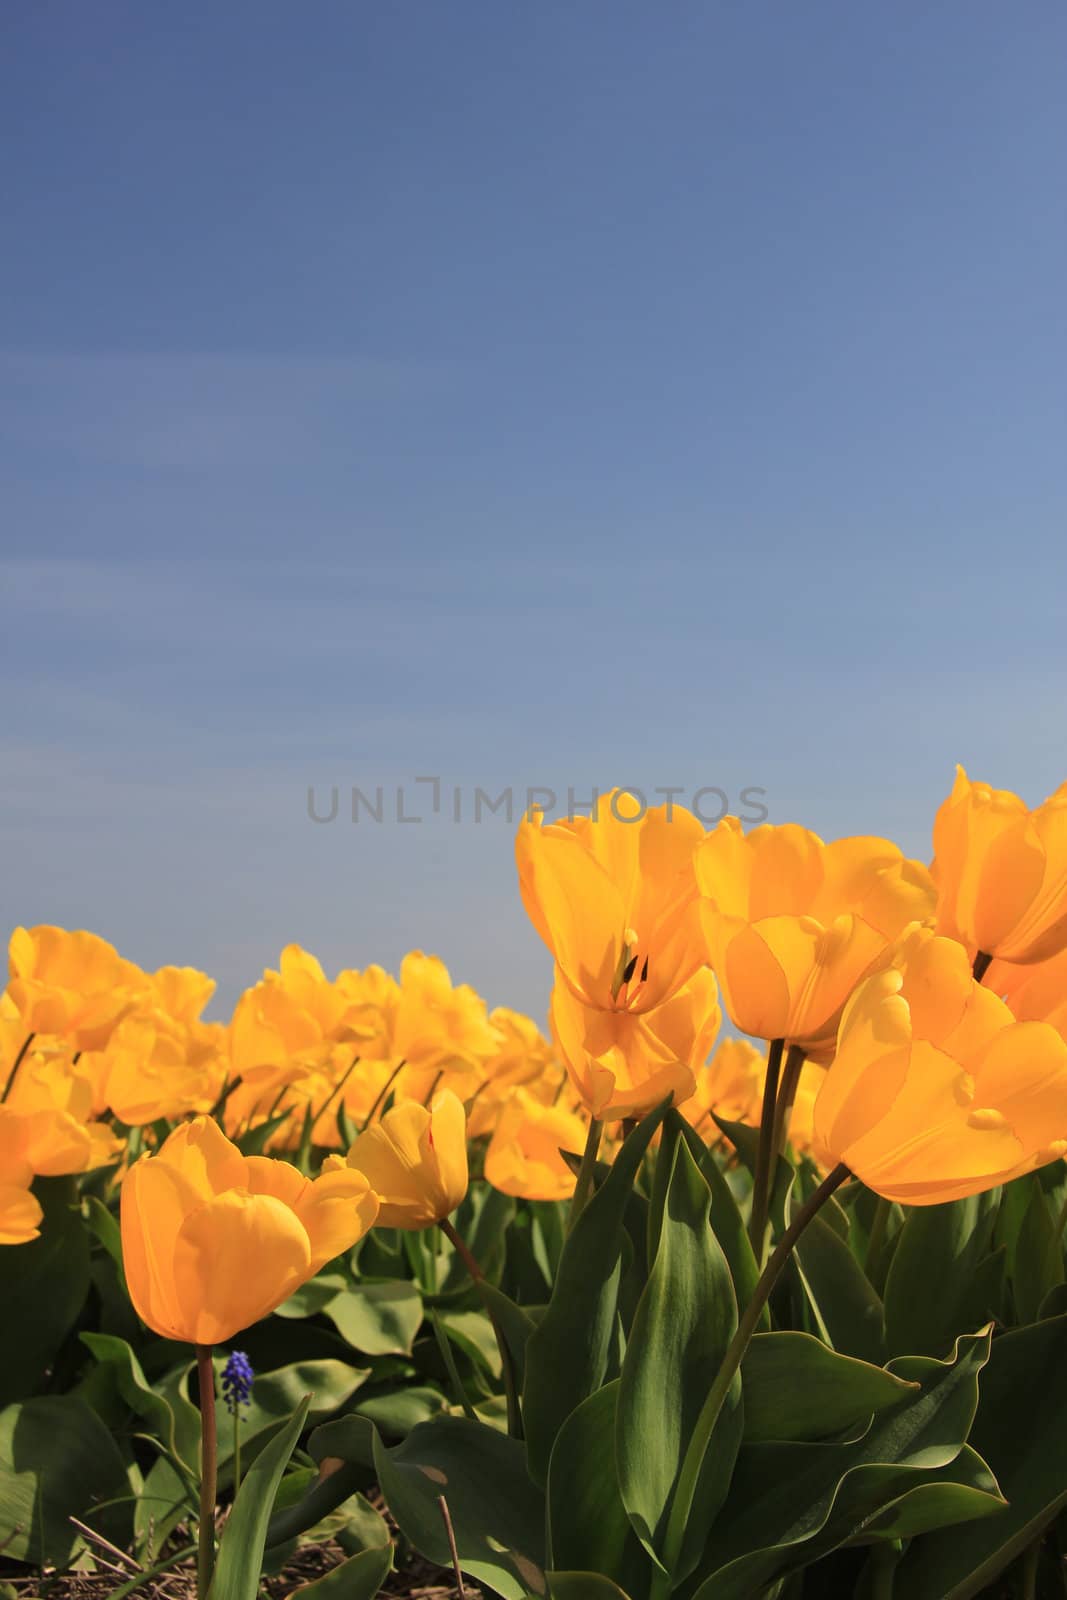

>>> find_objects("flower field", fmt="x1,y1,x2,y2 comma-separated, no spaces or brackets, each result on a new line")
4,768,1067,1599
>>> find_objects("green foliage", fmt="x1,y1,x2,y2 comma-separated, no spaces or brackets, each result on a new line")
8,1102,1067,1597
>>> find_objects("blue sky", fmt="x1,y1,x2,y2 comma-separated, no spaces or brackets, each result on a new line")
2,3,1065,1021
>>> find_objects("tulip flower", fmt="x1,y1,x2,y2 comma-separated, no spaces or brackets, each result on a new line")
675,1035,766,1136
120,1116,379,1344
933,766,1067,967
516,791,707,1016
0,1180,42,1245
986,946,1067,1038
485,1088,589,1201
550,965,722,1121
390,951,504,1104
466,1007,561,1139
697,820,934,1055
814,928,1067,1204
338,1090,468,1228
5,925,147,1054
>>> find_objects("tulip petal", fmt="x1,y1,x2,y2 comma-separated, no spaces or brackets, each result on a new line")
173,1191,312,1345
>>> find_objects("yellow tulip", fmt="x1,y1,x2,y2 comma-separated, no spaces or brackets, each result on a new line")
390,952,503,1103
6,925,147,1052
516,792,707,1015
120,1116,378,1344
697,820,934,1054
675,1035,765,1135
485,1088,589,1201
987,947,1067,1038
933,766,1067,965
1,1047,121,1176
466,1008,559,1139
550,965,721,1120
339,1091,468,1228
0,1182,42,1245
813,928,1067,1204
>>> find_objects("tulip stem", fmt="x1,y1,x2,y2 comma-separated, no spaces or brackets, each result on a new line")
973,950,992,983
568,1117,604,1233
195,1345,218,1599
769,1044,806,1171
0,1031,35,1104
865,1194,893,1282
747,1038,784,1259
652,1161,852,1597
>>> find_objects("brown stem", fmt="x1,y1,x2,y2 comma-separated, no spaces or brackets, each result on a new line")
195,1345,218,1598
0,1032,35,1105
747,1037,784,1257
437,1493,466,1597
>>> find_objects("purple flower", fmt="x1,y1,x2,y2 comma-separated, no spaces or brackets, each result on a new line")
221,1349,254,1409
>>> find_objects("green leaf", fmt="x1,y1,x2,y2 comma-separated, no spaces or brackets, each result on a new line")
895,1312,1067,1598
276,1273,349,1319
80,1332,194,1476
617,1139,741,1584
0,1394,131,1565
135,1454,189,1561
81,1193,125,1276
290,1544,393,1597
323,1280,424,1355
853,1446,1004,1541
218,1359,369,1483
1011,1177,1064,1325
0,1176,91,1405
549,1578,634,1600
208,1394,311,1600
524,1102,669,1486
687,1328,992,1600
436,1308,501,1378
883,1192,998,1357
547,1382,649,1596
353,1384,448,1440
373,1414,546,1599
477,1283,539,1389
740,1332,919,1443
790,1212,885,1364
698,1143,766,1332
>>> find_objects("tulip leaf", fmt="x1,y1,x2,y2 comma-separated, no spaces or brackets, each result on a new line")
698,1142,766,1330
276,1272,349,1319
216,1359,370,1484
323,1279,424,1355
0,1393,132,1565
523,1102,669,1486
208,1393,311,1600
371,1414,547,1599
894,1312,1067,1599
547,1381,650,1596
1010,1176,1064,1325
352,1383,448,1440
80,1332,194,1475
790,1212,885,1364
686,1327,992,1600
849,1445,1004,1542
135,1452,189,1560
548,1577,634,1599
0,1175,91,1406
740,1332,919,1443
617,1138,742,1585
883,1192,999,1358
289,1544,394,1597
266,1462,363,1548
